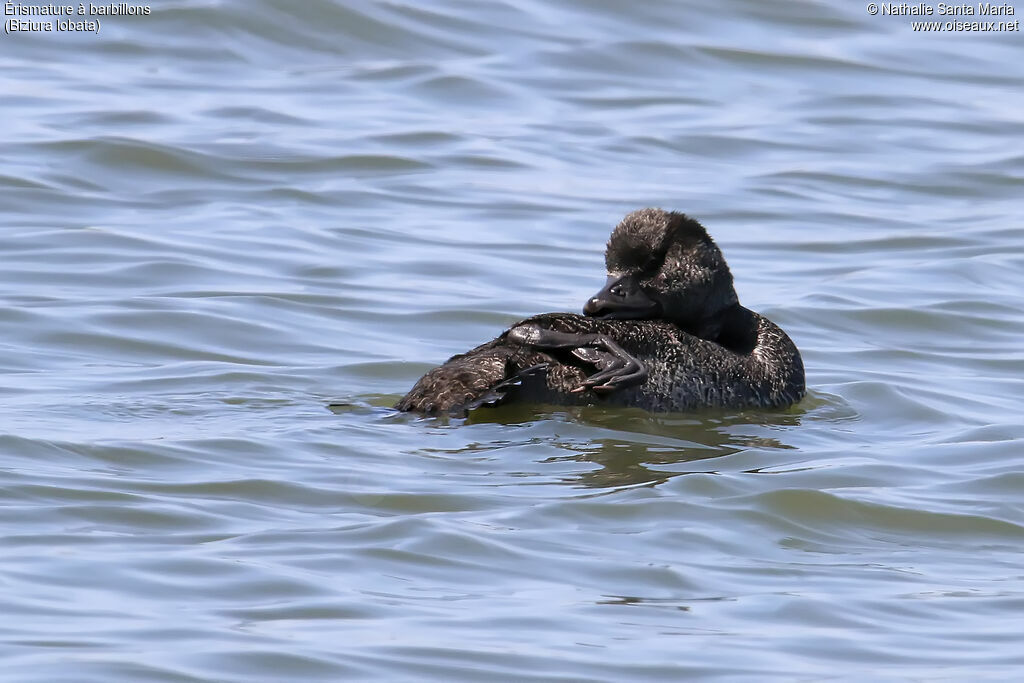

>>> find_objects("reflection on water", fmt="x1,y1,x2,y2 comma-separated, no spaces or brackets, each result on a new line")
415,400,830,489
548,411,805,489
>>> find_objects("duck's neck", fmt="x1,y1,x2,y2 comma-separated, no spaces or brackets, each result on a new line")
688,304,757,354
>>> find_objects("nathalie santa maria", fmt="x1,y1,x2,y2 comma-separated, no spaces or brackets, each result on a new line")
879,2,1015,14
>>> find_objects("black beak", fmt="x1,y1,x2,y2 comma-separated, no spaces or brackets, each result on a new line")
583,275,661,320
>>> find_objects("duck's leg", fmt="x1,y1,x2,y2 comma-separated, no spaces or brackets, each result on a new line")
571,336,647,393
507,324,647,393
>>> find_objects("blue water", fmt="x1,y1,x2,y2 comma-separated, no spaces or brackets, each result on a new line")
2,1,1024,680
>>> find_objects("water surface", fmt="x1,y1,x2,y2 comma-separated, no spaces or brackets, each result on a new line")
2,1,1024,680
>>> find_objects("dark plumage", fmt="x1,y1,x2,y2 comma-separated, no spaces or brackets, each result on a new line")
396,209,805,417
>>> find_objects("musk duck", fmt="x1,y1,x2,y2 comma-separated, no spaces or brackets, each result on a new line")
396,208,804,416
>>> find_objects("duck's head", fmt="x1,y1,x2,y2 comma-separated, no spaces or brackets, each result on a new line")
583,208,739,338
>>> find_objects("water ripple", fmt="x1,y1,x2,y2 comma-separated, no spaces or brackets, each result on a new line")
2,0,1024,679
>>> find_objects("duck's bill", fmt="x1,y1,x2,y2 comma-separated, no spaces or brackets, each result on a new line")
582,275,661,320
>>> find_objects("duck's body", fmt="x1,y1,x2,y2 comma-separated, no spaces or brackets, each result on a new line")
395,310,803,415
396,209,805,417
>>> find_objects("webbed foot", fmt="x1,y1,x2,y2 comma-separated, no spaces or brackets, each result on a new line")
507,324,647,394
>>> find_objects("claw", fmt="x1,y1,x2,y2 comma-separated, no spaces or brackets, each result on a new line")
577,336,647,393
506,324,647,395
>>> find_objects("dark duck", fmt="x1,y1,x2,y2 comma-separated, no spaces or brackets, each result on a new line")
396,208,805,416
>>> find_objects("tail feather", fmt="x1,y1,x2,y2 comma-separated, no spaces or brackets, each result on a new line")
461,363,549,413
